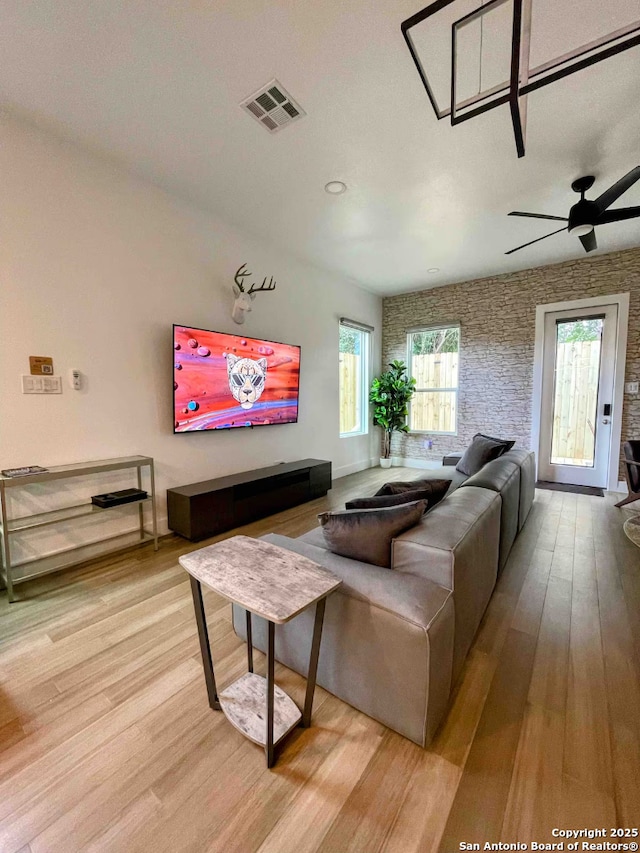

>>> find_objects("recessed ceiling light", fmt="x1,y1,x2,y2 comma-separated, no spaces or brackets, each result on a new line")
427,267,440,274
325,181,347,195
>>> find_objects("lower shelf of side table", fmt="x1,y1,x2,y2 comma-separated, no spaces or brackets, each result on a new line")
219,672,302,746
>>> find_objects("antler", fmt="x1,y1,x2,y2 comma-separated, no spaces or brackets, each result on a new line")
234,263,252,293
234,263,276,296
248,276,277,295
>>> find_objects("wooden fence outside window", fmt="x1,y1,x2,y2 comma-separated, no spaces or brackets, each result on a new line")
339,353,360,434
410,351,458,433
550,339,601,466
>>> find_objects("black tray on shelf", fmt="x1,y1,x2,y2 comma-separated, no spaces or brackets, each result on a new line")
91,488,148,508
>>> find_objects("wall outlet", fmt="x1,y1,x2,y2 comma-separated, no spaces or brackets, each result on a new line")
625,381,639,394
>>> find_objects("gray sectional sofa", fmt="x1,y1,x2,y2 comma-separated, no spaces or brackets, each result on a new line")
232,448,536,747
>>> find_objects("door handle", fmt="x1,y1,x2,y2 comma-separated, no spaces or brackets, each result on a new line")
602,418,610,425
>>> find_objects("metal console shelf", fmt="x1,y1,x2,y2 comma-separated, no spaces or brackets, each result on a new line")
0,455,159,602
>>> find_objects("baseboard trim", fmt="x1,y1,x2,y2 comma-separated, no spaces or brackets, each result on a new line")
392,457,444,469
333,458,377,480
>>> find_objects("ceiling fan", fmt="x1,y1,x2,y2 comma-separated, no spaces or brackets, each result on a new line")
505,165,640,255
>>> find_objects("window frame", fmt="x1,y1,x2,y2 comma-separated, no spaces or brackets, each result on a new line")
407,323,460,436
339,320,371,439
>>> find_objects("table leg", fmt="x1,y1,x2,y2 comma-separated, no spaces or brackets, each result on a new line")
266,620,275,768
246,610,254,673
189,576,221,711
0,482,15,603
149,461,159,551
137,467,144,542
302,597,327,728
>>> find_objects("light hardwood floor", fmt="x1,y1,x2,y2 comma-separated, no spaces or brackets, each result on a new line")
1,468,639,852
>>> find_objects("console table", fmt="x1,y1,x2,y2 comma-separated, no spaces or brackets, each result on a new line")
167,459,331,541
179,535,341,767
0,456,158,602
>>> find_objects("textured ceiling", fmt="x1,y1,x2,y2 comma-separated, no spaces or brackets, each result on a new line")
1,0,639,294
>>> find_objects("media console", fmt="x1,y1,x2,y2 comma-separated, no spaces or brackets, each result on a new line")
167,459,331,541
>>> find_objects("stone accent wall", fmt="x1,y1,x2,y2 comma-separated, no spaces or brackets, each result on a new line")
382,247,640,479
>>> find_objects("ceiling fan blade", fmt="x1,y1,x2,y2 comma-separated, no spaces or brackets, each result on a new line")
598,206,640,224
579,230,597,253
594,165,640,212
508,211,568,222
505,226,567,255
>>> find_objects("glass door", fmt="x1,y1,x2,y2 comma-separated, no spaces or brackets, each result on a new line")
538,305,617,487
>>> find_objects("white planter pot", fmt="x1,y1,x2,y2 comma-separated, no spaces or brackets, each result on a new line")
379,457,392,469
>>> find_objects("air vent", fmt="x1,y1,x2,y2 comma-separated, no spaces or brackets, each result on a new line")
240,79,306,134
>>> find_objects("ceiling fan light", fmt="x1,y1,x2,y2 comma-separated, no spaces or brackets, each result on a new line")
568,223,594,236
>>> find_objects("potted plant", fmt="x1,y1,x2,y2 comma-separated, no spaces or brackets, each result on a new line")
369,360,416,468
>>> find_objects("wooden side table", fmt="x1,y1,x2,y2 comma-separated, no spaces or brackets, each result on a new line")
179,535,341,767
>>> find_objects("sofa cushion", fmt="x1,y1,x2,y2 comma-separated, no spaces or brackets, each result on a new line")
317,500,427,568
298,526,330,550
502,448,536,529
462,456,519,493
346,487,439,511
374,477,451,504
258,533,452,626
461,457,520,573
392,485,501,682
456,434,509,476
436,467,469,494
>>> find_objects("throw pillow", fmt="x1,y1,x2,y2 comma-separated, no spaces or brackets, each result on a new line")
456,434,509,476
473,432,515,454
374,477,451,510
317,500,427,568
345,487,437,510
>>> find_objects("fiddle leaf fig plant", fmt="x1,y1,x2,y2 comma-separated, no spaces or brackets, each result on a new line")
369,360,416,459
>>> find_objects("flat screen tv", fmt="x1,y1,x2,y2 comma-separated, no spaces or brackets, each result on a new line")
173,325,301,432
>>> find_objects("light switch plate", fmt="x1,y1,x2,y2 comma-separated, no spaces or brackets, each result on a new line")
624,381,639,394
21,375,62,394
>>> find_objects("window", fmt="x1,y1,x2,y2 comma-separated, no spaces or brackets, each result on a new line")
408,325,460,434
339,320,371,437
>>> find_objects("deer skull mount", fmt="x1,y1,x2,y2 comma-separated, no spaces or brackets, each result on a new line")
231,263,277,325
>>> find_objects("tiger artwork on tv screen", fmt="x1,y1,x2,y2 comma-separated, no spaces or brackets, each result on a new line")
226,354,267,410
173,327,300,431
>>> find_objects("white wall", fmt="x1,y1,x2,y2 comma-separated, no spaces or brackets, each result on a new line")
0,113,381,570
